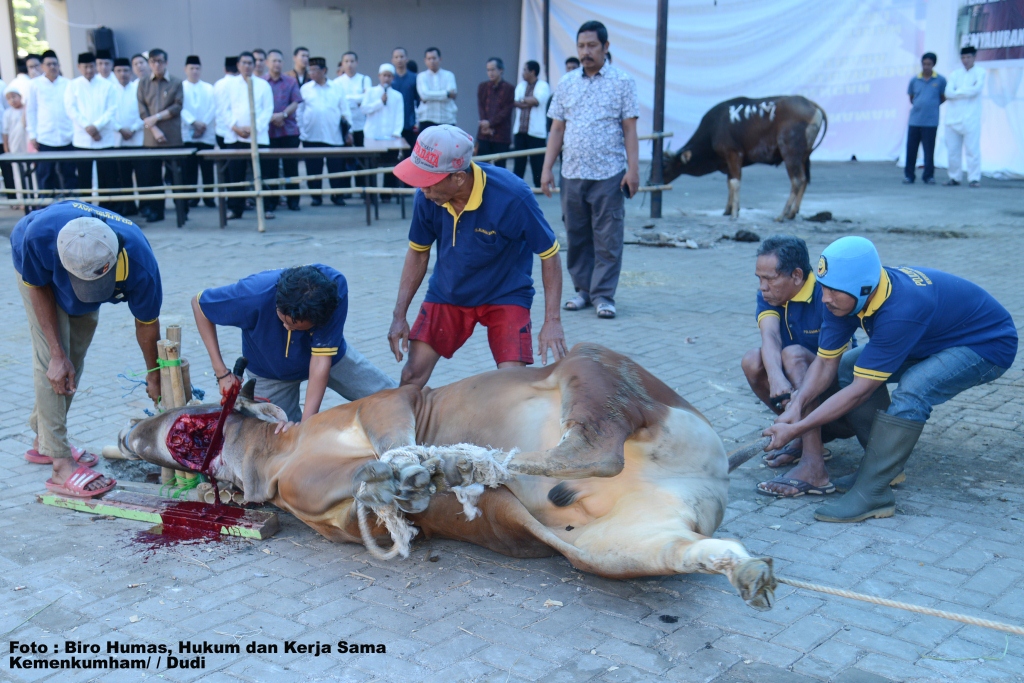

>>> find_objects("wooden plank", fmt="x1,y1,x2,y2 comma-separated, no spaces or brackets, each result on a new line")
38,490,279,540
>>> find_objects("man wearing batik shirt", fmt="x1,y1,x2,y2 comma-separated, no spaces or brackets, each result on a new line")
193,264,395,423
541,21,640,320
262,49,303,216
766,236,1017,523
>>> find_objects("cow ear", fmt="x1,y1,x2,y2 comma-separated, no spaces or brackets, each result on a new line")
240,379,256,401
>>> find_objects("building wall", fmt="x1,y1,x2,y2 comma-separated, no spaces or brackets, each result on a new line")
58,0,522,134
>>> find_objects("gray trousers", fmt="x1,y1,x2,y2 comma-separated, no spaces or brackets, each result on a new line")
561,170,625,306
247,345,398,422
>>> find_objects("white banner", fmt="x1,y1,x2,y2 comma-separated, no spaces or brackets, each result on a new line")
519,0,1024,178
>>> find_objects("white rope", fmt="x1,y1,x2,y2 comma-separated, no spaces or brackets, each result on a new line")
779,576,1024,636
355,444,515,560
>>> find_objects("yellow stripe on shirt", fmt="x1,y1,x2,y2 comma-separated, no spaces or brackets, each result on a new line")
409,241,432,252
538,242,561,260
853,366,892,381
757,310,781,324
816,343,849,359
311,347,339,356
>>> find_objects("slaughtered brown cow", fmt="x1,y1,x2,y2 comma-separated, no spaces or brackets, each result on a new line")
663,96,826,221
119,344,777,610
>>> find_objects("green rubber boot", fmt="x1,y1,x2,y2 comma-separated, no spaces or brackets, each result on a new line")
833,386,894,493
814,412,923,523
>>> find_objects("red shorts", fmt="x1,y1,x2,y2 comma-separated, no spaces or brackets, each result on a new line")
410,302,534,365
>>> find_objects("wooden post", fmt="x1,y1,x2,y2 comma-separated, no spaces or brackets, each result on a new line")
247,75,266,233
650,0,669,219
165,324,181,345
543,0,551,83
180,358,191,404
165,342,187,408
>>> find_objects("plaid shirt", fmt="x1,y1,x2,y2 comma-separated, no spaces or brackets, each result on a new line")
548,62,639,180
263,74,302,138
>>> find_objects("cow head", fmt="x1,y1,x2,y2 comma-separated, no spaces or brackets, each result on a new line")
662,149,691,183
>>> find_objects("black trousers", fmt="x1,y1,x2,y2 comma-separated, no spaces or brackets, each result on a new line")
35,143,78,192
476,140,510,168
137,147,186,217
73,151,119,212
224,141,258,214
905,125,937,182
513,133,546,187
340,131,365,189
0,157,14,195
265,135,300,210
303,141,345,199
183,141,216,206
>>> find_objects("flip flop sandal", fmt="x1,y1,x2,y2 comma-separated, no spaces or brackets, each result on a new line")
45,465,116,499
564,295,591,311
25,446,99,467
596,303,617,319
762,447,831,468
756,475,836,499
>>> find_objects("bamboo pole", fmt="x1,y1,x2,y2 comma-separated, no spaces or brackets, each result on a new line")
165,342,187,409
156,340,175,485
246,75,266,233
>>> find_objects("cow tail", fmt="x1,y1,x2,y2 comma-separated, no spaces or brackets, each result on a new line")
811,107,828,153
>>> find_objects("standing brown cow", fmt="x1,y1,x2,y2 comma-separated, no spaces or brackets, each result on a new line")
663,96,827,221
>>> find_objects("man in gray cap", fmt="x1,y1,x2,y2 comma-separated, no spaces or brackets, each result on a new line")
388,124,567,387
11,202,163,497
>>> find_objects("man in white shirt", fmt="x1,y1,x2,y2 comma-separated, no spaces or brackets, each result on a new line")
362,63,405,195
213,57,238,148
512,60,550,187
416,47,457,128
944,45,986,188
27,50,77,191
333,52,371,147
222,51,273,219
95,49,118,87
180,55,217,209
65,52,118,206
299,57,351,207
112,57,143,216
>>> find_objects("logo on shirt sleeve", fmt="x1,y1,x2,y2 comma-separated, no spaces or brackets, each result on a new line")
817,256,828,277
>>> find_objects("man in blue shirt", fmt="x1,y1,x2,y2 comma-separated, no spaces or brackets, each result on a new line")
193,265,396,423
743,236,879,498
12,201,163,497
388,125,567,388
766,237,1017,522
904,52,946,184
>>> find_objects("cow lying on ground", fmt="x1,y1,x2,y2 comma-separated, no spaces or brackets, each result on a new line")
119,344,776,610
662,96,826,221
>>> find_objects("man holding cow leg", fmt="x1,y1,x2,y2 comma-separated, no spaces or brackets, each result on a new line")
193,265,396,424
388,125,567,388
765,237,1017,522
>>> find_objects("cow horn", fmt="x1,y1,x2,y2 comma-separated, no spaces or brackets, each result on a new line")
240,379,256,401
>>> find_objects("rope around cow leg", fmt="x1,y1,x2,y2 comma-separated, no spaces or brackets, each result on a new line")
778,576,1024,636
355,444,517,560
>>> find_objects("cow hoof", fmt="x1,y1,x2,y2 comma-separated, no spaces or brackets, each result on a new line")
438,453,475,487
395,465,435,514
774,214,786,222
733,557,777,611
354,461,399,507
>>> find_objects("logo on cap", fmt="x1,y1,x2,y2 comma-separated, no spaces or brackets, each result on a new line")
413,142,440,168
817,256,828,277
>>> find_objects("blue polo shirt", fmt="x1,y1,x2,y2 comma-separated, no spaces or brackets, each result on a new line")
818,266,1017,381
11,201,162,322
197,265,348,382
907,72,946,127
756,273,833,353
408,162,560,309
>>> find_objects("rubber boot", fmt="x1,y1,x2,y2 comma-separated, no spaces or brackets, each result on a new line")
833,386,893,493
814,412,923,523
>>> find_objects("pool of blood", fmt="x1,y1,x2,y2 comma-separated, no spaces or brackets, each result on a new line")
165,411,222,470
130,501,248,553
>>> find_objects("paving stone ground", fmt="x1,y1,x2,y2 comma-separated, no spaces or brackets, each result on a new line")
0,161,1021,683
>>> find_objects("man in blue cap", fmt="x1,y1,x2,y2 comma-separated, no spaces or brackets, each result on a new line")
765,236,1017,522
12,201,163,497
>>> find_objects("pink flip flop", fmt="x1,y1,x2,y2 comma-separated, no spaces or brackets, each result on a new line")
44,465,116,498
25,446,98,467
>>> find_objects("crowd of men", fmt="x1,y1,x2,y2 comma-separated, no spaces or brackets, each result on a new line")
9,21,1014,528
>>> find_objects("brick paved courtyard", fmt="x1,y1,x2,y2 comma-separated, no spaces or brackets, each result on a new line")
0,162,1021,683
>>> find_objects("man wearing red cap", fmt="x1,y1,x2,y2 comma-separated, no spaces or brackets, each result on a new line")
388,125,567,387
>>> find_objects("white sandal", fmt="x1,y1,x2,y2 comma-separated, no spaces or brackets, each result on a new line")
564,294,591,311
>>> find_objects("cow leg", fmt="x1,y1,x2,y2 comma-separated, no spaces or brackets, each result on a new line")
777,126,809,221
723,151,743,218
790,161,811,217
